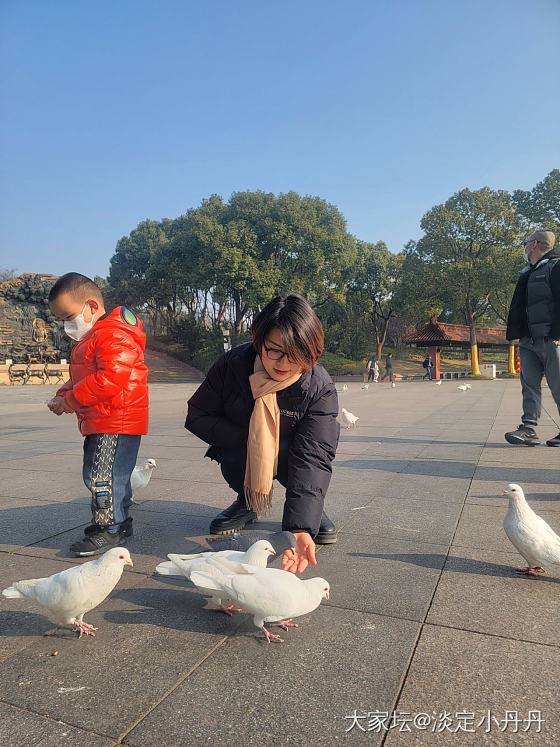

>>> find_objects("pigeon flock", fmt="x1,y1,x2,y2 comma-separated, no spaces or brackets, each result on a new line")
2,534,328,643
3,383,560,656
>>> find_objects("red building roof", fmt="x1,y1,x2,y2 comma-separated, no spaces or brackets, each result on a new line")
403,319,508,347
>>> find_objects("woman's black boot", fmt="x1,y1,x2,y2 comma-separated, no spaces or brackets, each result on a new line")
315,512,338,544
209,496,257,535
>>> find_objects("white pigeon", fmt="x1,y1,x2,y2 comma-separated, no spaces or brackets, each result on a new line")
130,458,157,501
457,384,468,391
2,547,133,638
190,561,330,643
502,483,560,575
341,407,359,429
391,382,396,388
155,539,276,614
465,383,472,389
361,384,369,390
342,384,348,391
435,380,442,386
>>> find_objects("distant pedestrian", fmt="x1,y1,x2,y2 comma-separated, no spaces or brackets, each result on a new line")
422,353,434,380
366,357,378,382
373,358,379,382
381,353,393,382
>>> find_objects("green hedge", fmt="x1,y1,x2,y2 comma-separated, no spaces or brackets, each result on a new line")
319,351,366,376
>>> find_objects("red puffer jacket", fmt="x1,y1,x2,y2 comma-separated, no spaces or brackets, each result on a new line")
56,307,149,436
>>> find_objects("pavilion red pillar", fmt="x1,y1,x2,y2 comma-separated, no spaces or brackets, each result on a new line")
428,346,440,380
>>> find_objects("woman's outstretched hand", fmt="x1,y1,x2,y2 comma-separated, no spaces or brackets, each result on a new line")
281,531,317,574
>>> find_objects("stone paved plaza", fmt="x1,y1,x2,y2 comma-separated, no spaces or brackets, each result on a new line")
1,378,559,746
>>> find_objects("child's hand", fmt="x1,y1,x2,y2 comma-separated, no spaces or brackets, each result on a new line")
47,396,73,415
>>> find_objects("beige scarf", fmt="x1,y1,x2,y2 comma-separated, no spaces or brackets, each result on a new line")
244,355,302,516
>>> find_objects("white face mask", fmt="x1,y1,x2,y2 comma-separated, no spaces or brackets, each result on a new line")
64,304,94,341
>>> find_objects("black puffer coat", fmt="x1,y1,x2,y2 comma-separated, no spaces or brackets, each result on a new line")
506,247,560,341
185,343,339,536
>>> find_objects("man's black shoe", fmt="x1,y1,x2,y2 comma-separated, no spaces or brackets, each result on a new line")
504,425,540,446
70,526,126,557
84,517,133,538
546,432,560,447
315,513,338,544
209,499,257,535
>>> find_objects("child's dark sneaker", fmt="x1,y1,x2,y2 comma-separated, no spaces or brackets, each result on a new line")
504,425,540,446
546,432,560,447
70,524,129,557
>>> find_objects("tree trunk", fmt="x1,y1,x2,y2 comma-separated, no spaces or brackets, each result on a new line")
373,311,392,360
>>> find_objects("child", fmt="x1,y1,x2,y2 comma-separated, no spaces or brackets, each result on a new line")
47,273,149,556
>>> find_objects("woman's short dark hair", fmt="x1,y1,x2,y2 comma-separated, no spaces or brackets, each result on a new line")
252,293,324,369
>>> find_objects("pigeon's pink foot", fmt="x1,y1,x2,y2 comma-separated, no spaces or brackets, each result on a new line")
73,619,97,639
272,619,299,631
219,603,242,616
515,566,547,575
260,626,283,643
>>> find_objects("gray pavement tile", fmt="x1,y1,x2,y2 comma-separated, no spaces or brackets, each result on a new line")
380,474,471,504
0,497,91,552
125,605,420,747
0,454,83,473
400,460,476,480
314,532,447,621
131,476,233,506
0,574,241,739
451,503,560,557
467,481,560,512
426,547,560,645
145,457,224,483
416,444,483,462
0,470,88,501
474,463,560,486
385,625,559,745
0,703,114,747
341,496,461,544
333,456,411,472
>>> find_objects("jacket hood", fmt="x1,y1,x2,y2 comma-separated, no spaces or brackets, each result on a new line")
88,306,146,348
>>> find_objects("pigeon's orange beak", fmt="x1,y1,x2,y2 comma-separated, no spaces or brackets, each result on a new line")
126,559,134,567
268,549,276,555
325,591,330,600
501,491,508,495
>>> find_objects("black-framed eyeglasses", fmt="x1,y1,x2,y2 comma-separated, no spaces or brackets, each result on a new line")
263,344,292,362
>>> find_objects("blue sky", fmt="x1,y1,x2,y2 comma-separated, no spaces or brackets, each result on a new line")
1,0,559,279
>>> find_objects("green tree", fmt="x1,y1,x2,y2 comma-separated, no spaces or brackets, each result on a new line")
513,169,560,235
411,187,522,374
347,241,403,360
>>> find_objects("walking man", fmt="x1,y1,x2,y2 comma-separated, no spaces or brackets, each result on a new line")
422,353,433,380
504,230,560,446
381,353,394,382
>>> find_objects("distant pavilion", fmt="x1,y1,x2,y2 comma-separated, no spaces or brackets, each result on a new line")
403,316,509,379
